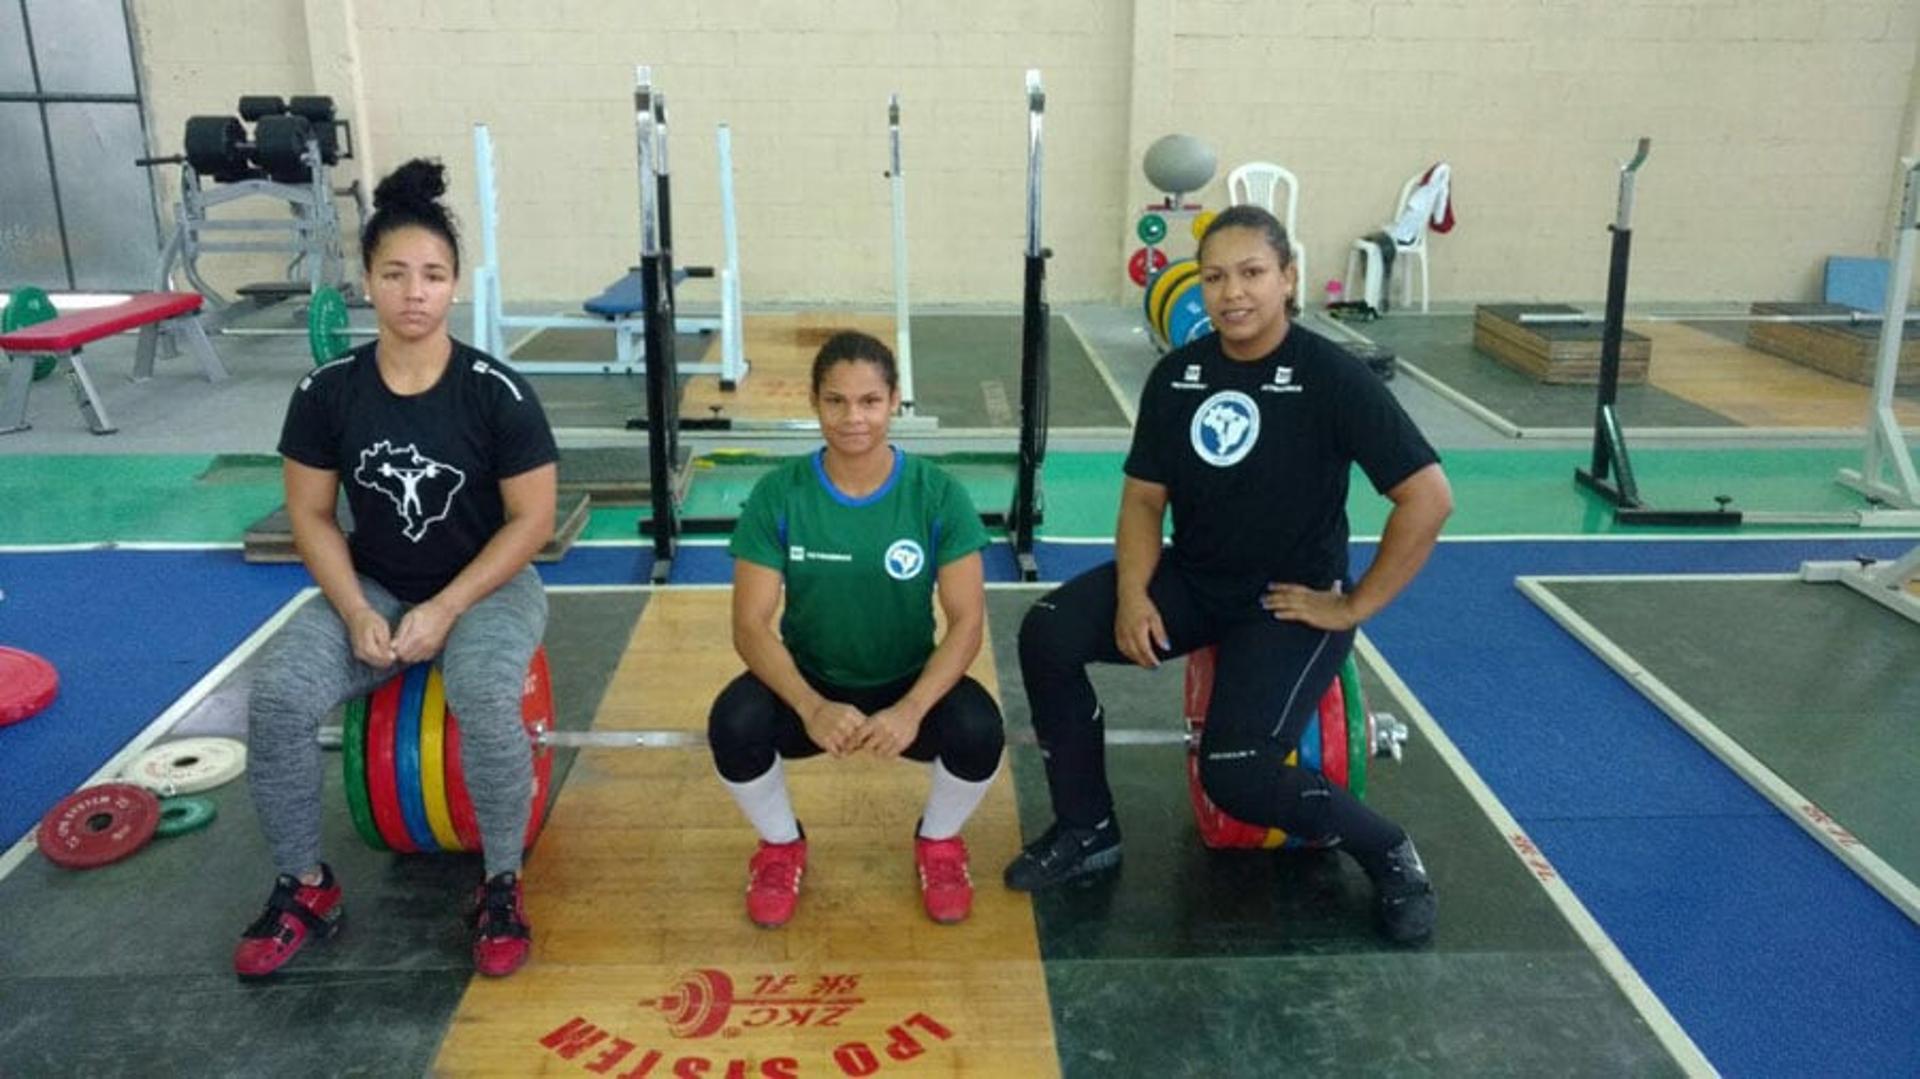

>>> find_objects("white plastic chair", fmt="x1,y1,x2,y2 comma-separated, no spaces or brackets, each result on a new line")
1225,162,1307,296
1345,170,1433,313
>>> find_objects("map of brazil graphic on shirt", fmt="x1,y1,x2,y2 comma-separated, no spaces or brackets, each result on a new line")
1191,390,1260,467
353,441,466,542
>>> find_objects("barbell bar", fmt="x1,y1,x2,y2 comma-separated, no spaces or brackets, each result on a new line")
316,714,1411,757
1519,309,1920,325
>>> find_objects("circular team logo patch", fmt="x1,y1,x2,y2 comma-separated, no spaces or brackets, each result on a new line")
1190,390,1260,467
884,539,926,580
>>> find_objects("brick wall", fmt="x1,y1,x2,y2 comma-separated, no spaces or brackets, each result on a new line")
134,0,315,293
1157,0,1920,304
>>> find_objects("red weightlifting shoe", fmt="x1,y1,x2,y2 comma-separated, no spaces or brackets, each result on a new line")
746,834,808,928
914,833,974,925
472,872,532,977
233,865,344,979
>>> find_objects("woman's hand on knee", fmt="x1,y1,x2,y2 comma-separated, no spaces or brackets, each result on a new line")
347,607,398,669
1261,581,1359,631
804,701,867,758
1114,590,1170,669
855,705,922,760
392,598,457,665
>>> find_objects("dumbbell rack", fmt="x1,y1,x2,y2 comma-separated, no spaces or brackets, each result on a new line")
143,96,368,331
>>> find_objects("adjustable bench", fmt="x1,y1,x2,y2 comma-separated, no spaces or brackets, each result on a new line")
0,291,225,435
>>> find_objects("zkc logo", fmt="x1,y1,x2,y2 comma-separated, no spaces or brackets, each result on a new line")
539,972,954,1077
651,969,865,1039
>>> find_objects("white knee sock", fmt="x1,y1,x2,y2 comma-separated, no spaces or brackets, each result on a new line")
720,758,801,844
918,759,997,840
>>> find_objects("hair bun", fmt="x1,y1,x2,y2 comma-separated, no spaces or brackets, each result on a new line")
373,158,448,212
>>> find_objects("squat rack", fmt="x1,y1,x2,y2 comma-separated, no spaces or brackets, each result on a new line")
469,104,746,383
1575,141,1920,528
634,68,1052,583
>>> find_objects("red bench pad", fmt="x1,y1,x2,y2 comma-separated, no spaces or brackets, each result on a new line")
0,292,203,352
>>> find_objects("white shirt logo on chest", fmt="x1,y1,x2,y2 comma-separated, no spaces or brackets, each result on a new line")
1190,391,1260,467
353,441,466,541
884,539,926,580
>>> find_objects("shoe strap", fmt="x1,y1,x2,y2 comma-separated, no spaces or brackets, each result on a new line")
479,916,531,941
477,886,530,940
265,888,330,935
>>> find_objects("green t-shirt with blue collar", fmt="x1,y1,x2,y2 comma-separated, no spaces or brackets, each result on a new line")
729,448,991,688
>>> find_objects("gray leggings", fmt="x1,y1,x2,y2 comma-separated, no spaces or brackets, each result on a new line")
247,566,548,879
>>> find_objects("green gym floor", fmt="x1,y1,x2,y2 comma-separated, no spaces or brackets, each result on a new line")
0,443,1903,544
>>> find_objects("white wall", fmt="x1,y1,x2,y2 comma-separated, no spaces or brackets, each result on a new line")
129,0,1920,306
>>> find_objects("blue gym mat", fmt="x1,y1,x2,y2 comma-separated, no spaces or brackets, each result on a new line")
0,551,311,849
1358,536,1920,1077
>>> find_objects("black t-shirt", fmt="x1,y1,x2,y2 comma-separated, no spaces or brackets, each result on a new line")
277,340,559,602
1123,326,1438,606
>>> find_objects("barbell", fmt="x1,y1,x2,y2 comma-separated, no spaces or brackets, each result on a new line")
1520,309,1920,325
316,719,1410,755
316,647,1408,857
212,286,378,364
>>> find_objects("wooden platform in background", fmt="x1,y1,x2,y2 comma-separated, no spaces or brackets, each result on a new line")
242,490,591,564
1640,320,1920,429
1474,304,1651,384
680,312,895,422
432,590,1057,1076
1745,302,1920,386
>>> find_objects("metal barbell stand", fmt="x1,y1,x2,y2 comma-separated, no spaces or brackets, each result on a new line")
1009,69,1051,582
1800,157,1920,622
1574,144,1920,527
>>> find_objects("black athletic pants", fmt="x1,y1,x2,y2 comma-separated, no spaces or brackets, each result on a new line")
708,668,1004,783
1017,560,1404,858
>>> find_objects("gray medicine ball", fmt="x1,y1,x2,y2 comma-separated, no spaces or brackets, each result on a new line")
1142,134,1218,196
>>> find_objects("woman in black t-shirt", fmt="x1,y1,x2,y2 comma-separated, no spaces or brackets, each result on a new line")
1005,205,1454,944
233,160,558,980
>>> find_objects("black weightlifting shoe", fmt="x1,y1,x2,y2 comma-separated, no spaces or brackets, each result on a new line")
1369,837,1437,944
1002,817,1121,892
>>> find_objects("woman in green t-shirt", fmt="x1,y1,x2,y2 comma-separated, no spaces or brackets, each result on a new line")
709,331,1004,929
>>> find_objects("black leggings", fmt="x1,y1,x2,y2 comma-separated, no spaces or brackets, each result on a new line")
708,668,1004,783
1018,560,1403,857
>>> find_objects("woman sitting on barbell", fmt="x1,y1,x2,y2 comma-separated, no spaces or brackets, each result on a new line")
1007,205,1452,945
234,158,558,980
708,330,1005,929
